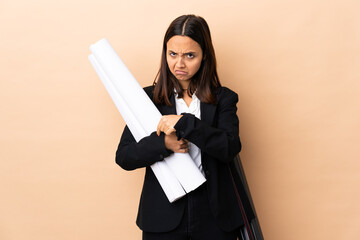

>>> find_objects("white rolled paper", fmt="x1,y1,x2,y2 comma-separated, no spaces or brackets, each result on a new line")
88,38,206,202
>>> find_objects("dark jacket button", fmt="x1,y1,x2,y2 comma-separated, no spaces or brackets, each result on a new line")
159,154,164,159
205,170,210,176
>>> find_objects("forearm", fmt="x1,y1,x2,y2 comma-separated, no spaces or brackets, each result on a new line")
115,126,172,170
174,113,241,162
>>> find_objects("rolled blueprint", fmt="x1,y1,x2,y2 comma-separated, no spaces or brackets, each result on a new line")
88,38,206,202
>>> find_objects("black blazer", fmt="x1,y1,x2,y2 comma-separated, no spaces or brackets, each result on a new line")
116,85,251,233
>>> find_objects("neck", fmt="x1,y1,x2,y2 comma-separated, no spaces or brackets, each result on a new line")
178,79,190,90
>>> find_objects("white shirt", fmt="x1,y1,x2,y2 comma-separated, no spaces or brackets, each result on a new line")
174,91,204,176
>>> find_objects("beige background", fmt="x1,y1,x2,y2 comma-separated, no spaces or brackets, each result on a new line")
1,0,359,239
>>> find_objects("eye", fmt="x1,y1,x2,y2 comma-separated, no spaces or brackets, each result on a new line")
169,51,177,57
187,53,194,59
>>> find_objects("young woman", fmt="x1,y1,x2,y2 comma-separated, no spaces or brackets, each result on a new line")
116,14,250,240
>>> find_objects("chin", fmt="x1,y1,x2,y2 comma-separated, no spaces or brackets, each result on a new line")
176,76,191,81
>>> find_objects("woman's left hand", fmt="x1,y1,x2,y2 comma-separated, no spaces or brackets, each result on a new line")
157,115,183,136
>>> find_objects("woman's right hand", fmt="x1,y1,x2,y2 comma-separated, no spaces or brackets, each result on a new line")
164,133,189,153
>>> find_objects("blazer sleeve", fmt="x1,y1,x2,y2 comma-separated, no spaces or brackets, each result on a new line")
115,127,173,171
173,88,241,163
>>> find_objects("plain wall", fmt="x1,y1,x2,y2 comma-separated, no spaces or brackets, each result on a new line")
1,0,359,239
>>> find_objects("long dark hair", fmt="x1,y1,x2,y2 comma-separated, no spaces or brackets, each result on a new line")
153,14,221,106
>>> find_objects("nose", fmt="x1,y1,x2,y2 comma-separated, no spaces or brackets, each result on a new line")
176,56,185,68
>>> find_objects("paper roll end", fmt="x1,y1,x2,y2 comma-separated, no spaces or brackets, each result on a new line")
89,38,109,51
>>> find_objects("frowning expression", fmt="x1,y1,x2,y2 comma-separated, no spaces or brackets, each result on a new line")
166,35,203,85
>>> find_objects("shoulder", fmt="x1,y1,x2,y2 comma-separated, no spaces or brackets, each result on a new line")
216,86,238,104
143,85,155,99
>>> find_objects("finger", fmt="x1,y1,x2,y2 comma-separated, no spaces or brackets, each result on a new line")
157,119,165,136
165,127,175,136
156,122,162,136
174,147,188,153
180,143,188,149
156,123,161,136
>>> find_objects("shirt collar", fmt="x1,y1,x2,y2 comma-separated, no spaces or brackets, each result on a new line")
173,88,198,99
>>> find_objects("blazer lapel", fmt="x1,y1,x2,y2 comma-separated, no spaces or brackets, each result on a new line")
201,102,217,126
158,93,177,115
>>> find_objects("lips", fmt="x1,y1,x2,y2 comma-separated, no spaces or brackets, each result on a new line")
175,70,187,75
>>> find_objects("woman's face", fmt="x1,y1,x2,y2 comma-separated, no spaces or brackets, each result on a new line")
166,35,203,87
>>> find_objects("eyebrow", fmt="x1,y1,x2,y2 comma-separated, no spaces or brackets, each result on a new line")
168,50,197,54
